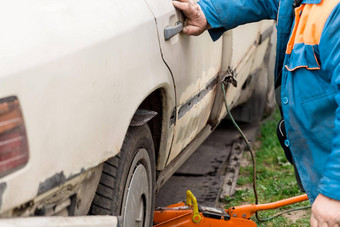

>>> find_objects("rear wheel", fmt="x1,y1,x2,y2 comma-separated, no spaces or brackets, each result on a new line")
90,124,155,227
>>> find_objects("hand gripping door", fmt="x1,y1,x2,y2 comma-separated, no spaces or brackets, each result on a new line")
144,0,223,162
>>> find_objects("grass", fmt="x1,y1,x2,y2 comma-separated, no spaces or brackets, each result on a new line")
222,109,311,226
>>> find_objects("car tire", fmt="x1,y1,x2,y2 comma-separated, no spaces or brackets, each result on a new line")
90,124,156,227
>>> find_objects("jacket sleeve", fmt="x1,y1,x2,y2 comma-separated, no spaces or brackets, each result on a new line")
197,0,280,41
318,3,340,201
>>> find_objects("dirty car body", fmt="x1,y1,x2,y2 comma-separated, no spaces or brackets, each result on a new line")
0,0,275,225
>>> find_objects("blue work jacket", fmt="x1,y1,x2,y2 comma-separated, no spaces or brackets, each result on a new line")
198,0,340,203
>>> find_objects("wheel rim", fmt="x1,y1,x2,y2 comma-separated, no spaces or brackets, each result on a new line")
122,148,152,227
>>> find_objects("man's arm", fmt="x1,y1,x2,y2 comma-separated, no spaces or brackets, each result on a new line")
313,3,340,226
172,0,210,36
173,0,279,40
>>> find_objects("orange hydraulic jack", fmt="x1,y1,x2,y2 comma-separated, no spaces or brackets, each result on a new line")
153,190,308,226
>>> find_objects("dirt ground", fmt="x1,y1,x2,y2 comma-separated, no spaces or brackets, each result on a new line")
283,209,311,223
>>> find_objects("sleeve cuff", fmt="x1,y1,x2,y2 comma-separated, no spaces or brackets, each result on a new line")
198,0,226,41
197,0,222,28
318,175,340,201
207,28,226,41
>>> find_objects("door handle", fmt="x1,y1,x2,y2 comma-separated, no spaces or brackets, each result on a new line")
164,21,183,40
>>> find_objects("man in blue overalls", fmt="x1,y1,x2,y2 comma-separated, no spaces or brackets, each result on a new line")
173,0,340,225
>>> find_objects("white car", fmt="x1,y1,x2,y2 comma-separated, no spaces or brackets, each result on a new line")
0,0,275,226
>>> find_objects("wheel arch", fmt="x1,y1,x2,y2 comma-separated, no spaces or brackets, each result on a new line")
128,84,175,172
137,89,164,167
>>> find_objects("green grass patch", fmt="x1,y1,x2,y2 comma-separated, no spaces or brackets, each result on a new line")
223,109,311,226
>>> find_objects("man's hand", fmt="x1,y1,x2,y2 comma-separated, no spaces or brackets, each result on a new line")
172,0,209,36
311,194,340,226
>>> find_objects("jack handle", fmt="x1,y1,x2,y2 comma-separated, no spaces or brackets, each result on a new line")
228,194,309,219
186,190,202,223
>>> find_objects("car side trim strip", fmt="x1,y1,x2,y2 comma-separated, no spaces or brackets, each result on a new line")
178,76,218,119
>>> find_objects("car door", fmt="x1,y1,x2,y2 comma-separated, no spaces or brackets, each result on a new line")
208,22,261,123
144,0,223,163
209,20,275,124
222,22,260,109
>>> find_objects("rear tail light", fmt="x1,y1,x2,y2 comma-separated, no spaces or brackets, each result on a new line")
0,97,29,177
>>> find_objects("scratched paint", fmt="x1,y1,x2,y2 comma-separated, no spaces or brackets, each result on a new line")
168,87,216,163
0,183,7,210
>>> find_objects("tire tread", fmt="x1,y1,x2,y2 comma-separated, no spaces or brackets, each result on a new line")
90,124,155,222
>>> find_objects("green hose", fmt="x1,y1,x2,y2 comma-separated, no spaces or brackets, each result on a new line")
221,82,311,222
